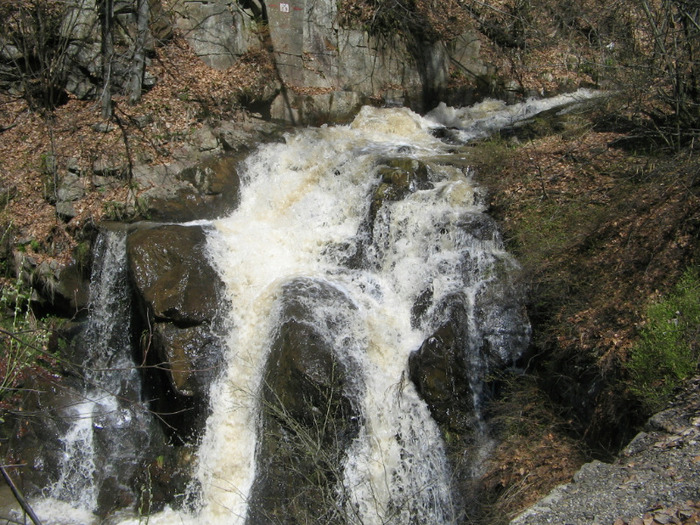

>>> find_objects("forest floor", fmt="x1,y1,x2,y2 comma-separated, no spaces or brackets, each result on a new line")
468,97,700,521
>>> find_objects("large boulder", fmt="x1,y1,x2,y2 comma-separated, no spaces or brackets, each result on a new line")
246,278,364,524
409,300,475,433
409,213,530,429
127,224,226,400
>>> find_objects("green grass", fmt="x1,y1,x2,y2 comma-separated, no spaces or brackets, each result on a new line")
626,268,700,412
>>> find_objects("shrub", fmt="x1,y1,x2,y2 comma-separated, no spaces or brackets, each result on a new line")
0,270,49,407
626,268,700,412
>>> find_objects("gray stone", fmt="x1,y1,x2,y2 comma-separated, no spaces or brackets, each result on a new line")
93,156,127,178
511,376,700,525
57,173,85,202
172,0,260,69
193,126,219,152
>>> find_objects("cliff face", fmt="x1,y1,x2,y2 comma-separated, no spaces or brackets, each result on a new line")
164,0,486,120
0,0,485,122
168,0,486,119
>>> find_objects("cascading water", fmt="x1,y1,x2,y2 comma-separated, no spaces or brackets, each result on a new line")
127,103,536,524
31,92,603,523
31,231,155,524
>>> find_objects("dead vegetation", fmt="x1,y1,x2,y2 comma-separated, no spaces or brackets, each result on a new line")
468,95,700,520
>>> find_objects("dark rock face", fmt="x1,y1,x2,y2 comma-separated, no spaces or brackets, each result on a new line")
405,211,530,518
127,224,227,436
247,278,363,524
4,373,169,518
127,225,222,327
370,158,432,222
4,378,84,498
409,213,530,419
136,154,243,223
409,301,475,433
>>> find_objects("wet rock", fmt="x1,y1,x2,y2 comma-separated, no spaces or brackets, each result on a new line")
127,225,222,325
4,370,171,519
371,158,432,219
152,322,223,397
409,301,474,433
91,402,162,517
247,278,363,524
132,447,195,515
127,224,226,400
339,156,436,269
3,377,83,498
408,212,529,427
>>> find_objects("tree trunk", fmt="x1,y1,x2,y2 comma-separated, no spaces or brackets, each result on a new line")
101,0,114,119
128,0,150,105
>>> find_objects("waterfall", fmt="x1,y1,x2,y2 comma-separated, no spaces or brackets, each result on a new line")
9,89,613,525
31,231,151,524
128,104,531,524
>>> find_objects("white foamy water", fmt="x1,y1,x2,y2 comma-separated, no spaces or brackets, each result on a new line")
197,107,457,524
425,88,601,141
40,95,571,523
31,232,142,525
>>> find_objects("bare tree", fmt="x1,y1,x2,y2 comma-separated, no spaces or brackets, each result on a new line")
128,0,150,105
100,0,114,119
0,0,73,111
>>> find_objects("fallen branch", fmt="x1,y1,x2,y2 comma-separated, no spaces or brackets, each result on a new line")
0,465,43,525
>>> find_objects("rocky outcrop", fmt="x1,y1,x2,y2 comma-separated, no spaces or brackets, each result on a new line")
127,224,226,401
62,0,168,100
171,0,259,69
409,301,475,433
247,278,363,524
131,119,279,222
511,376,700,525
133,153,242,222
3,0,486,122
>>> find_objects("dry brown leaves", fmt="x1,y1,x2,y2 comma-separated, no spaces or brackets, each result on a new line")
0,34,275,268
614,501,700,525
481,376,587,520
483,430,584,518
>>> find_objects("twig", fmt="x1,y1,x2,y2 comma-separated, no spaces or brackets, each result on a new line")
0,465,43,525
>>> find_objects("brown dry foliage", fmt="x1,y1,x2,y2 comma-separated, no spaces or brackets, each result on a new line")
0,33,275,269
471,100,700,451
480,376,586,522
